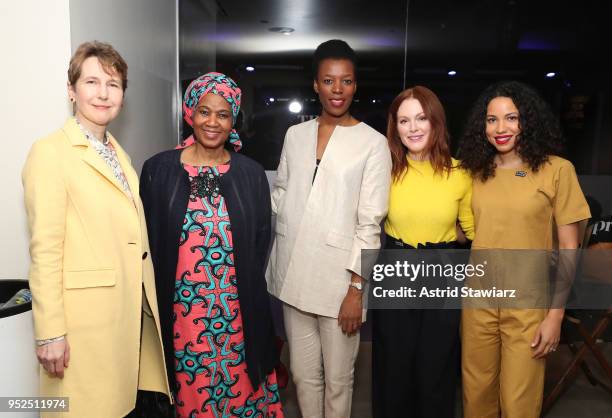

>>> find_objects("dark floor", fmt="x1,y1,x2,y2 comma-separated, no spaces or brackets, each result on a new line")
278,341,612,418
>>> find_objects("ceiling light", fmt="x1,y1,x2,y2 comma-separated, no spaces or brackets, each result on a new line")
269,27,295,35
448,70,457,76
546,72,556,78
288,101,302,113
269,97,275,102
245,66,255,72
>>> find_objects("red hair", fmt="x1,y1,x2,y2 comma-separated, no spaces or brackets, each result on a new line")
386,86,453,181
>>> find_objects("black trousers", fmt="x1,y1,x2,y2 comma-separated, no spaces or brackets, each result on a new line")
372,235,461,418
372,308,460,418
124,391,173,418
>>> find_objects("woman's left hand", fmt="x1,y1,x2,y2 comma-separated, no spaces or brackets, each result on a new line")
531,310,563,359
338,287,363,336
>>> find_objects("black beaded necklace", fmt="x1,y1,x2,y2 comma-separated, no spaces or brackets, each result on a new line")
189,169,221,201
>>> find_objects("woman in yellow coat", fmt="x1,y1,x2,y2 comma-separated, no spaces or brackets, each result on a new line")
22,41,170,417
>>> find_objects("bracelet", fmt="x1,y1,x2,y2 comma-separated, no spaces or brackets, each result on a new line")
36,335,65,346
349,281,364,291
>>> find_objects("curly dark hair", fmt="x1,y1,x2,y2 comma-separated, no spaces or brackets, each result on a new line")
457,80,564,181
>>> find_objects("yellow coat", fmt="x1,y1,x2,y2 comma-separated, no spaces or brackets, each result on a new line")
22,118,170,417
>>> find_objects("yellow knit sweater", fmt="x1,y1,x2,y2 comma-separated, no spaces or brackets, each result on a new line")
384,158,474,247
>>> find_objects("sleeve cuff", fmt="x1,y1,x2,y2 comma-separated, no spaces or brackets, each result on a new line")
36,334,66,346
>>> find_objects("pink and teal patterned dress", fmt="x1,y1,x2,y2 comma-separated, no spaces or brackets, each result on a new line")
173,163,283,418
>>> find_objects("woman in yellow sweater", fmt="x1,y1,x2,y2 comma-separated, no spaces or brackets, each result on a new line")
372,86,474,418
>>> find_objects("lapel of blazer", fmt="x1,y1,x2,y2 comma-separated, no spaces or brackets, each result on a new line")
62,118,137,210
311,118,350,170
309,118,345,183
109,135,140,203
168,150,190,226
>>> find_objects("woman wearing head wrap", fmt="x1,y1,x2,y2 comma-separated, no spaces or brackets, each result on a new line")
140,72,284,417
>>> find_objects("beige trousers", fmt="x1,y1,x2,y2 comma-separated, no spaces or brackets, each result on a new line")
283,303,360,418
461,308,546,418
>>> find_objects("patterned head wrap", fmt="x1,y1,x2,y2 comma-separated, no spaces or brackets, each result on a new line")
179,72,242,151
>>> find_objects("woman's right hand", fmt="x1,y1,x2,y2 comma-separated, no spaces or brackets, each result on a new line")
36,337,70,378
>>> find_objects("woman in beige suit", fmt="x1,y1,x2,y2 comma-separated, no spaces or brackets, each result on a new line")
22,41,169,417
267,39,391,418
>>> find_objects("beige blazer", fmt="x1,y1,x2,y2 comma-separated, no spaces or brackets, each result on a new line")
22,118,169,417
266,119,391,318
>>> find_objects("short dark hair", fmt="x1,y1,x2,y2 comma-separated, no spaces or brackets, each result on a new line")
312,39,357,80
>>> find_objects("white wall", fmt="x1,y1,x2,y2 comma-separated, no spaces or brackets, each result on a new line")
69,0,180,170
0,0,179,282
0,1,71,410
0,0,72,281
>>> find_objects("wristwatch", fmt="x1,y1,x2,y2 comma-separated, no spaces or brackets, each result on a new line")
349,281,363,291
